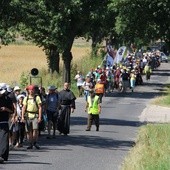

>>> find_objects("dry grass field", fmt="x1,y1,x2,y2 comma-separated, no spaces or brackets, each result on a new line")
0,44,90,85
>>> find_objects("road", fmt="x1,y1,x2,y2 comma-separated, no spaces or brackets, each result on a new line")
1,62,170,170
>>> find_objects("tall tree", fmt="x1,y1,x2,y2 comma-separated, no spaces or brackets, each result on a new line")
12,0,113,83
111,0,170,48
0,0,17,45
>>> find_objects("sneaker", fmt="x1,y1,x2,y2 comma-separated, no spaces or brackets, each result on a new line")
85,129,91,131
96,128,99,131
0,157,4,164
34,143,40,149
27,144,33,149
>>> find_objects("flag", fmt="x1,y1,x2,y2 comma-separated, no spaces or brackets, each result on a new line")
105,53,114,67
114,46,127,64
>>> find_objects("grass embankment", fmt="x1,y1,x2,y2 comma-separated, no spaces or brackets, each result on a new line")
122,87,170,170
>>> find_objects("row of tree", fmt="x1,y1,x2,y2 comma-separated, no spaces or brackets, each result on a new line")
0,0,169,82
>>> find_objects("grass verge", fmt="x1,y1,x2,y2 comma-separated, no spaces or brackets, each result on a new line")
122,86,170,170
122,124,170,170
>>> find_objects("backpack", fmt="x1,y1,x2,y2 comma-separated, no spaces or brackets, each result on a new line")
122,73,129,81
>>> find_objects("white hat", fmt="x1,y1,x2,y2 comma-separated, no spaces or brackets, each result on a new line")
17,94,25,100
0,83,7,95
6,84,12,93
97,79,101,82
48,85,57,90
14,86,21,91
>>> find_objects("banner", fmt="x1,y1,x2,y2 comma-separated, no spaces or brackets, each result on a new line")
105,53,114,67
114,46,127,64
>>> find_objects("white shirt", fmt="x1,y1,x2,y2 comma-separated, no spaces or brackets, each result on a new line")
75,74,84,86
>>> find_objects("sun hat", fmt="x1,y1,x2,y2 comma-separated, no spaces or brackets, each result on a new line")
17,94,25,100
14,86,21,91
48,85,57,90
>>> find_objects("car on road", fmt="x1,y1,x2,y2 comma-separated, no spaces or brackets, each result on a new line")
160,52,168,63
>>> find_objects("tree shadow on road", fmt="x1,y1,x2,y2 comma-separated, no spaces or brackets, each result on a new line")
38,134,136,151
70,116,141,127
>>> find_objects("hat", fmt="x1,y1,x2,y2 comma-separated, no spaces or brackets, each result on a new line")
17,94,25,100
14,86,21,91
48,85,57,90
0,83,7,95
97,79,101,82
6,84,12,93
27,85,35,90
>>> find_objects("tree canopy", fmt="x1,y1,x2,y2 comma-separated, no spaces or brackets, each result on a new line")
0,0,169,82
111,0,170,47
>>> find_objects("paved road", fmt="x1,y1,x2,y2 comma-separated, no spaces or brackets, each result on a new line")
1,62,170,170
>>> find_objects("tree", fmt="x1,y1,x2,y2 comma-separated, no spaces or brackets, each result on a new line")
12,0,113,83
0,0,17,45
111,0,170,49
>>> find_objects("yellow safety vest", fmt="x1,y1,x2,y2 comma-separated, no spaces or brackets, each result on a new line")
87,95,99,115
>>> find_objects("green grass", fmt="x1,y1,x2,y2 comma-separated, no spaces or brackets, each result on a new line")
122,124,170,170
122,85,170,170
152,85,170,107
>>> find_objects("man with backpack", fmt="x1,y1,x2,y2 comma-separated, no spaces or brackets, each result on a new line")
46,86,59,139
21,85,42,149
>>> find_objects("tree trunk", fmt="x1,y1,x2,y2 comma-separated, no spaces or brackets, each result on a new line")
62,34,75,83
62,51,73,83
46,48,60,73
91,36,98,57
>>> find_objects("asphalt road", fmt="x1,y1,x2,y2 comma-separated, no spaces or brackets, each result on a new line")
1,62,170,170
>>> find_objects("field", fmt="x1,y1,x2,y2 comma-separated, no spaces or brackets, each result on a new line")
0,44,90,85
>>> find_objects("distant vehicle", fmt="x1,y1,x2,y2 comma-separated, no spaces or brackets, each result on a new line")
160,52,168,63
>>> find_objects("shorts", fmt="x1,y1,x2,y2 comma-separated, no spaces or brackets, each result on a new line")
25,118,39,132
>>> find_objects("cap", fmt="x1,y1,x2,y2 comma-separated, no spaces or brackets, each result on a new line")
27,85,35,90
14,86,21,91
48,85,57,90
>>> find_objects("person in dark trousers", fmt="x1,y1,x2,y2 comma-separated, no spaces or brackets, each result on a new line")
57,83,76,135
85,90,101,131
0,83,14,164
46,85,59,139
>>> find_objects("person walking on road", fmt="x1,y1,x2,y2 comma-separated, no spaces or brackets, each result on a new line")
130,70,136,92
144,63,152,81
74,71,84,97
85,90,101,131
82,76,93,102
21,85,42,149
57,83,76,135
0,83,14,164
46,85,59,139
